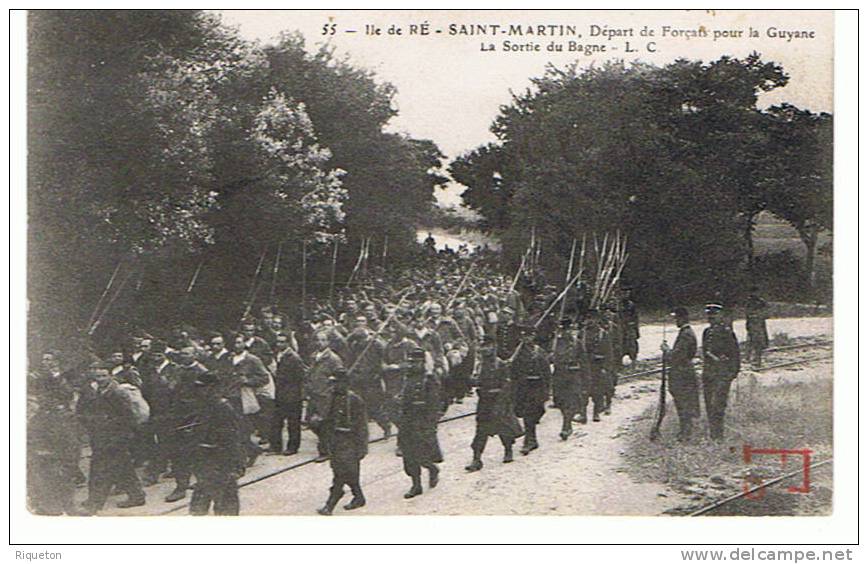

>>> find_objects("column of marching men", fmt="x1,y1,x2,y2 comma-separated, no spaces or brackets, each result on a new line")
27,253,764,516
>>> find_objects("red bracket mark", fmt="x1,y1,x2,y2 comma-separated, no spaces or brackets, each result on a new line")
742,445,813,499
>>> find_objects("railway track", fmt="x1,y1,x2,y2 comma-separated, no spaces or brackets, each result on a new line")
154,339,832,515
688,458,833,516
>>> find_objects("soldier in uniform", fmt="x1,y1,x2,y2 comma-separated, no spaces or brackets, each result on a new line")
745,288,769,368
661,307,700,441
619,285,640,364
317,368,368,515
551,317,582,440
579,312,607,423
701,303,741,440
602,305,622,414
510,325,551,455
397,348,442,499
496,306,520,361
186,372,246,516
465,337,522,471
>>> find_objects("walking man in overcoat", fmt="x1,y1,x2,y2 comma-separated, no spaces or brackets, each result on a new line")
701,303,741,440
398,348,442,499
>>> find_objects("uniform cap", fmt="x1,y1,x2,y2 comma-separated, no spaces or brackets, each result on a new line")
704,303,723,313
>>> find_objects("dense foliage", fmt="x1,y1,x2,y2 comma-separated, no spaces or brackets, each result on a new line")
28,11,445,351
450,56,832,305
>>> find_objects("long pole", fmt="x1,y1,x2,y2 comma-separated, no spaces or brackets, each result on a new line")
346,286,413,377
88,269,135,335
86,260,123,330
186,260,205,293
445,262,476,311
550,238,577,352
329,238,339,304
301,240,308,319
270,241,283,305
241,247,268,322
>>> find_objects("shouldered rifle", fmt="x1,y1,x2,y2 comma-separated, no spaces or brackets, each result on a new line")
649,324,668,441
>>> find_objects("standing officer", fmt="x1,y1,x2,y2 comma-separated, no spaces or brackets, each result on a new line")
398,348,442,499
465,337,522,471
187,372,246,516
701,303,741,440
552,317,582,440
620,285,640,364
661,307,700,441
745,288,769,368
510,325,550,455
317,368,368,515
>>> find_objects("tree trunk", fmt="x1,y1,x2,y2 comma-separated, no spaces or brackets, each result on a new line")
744,214,757,274
798,223,819,290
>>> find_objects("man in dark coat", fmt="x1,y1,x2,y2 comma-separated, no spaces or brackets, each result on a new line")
579,312,607,423
269,332,307,455
620,286,640,364
552,318,582,440
661,307,701,441
307,330,345,462
465,338,522,472
701,303,741,440
27,351,83,515
228,332,271,467
510,325,551,455
745,289,769,368
398,348,442,499
164,346,209,503
76,361,146,513
346,316,392,440
186,372,247,516
317,368,368,515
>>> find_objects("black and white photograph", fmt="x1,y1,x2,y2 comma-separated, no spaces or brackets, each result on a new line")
9,6,858,547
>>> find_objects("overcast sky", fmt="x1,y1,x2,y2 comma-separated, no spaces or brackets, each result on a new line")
215,10,833,207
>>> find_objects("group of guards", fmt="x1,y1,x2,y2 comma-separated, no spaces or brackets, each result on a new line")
27,254,765,517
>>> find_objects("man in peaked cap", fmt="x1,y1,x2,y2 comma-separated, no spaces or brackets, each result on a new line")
510,324,551,455
397,347,443,499
317,368,368,515
661,306,700,441
552,317,582,440
701,303,741,441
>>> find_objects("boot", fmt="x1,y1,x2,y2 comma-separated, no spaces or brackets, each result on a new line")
503,444,514,463
404,476,423,499
520,427,538,455
164,487,187,503
116,495,146,509
343,495,366,511
382,423,392,441
317,488,343,516
465,451,483,472
428,464,440,488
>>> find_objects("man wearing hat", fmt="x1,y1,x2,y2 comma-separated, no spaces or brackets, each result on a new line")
552,317,582,440
76,360,146,513
510,324,551,455
307,329,346,462
661,307,700,441
164,346,209,503
620,285,640,364
397,347,442,498
187,371,246,515
701,303,741,440
579,312,607,423
317,368,368,515
465,337,522,472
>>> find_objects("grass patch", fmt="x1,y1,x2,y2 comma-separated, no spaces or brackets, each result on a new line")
623,378,832,513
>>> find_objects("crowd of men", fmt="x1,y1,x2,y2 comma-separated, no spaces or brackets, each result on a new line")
27,251,766,516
